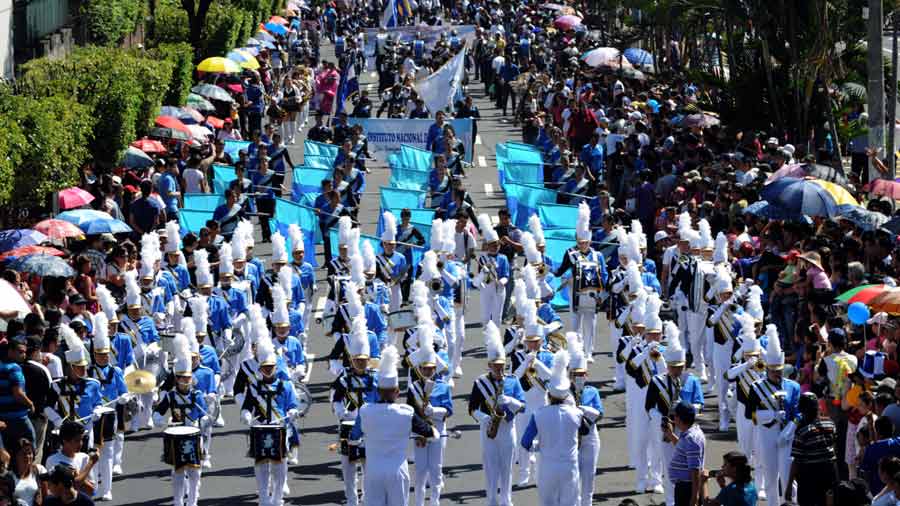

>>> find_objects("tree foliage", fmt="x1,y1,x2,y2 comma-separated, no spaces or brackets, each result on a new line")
145,42,194,106
83,0,146,46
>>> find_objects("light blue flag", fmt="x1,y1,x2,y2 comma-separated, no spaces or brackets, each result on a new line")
380,187,426,211
538,203,579,229
179,210,214,235
272,198,319,267
545,236,572,308
501,161,543,187
292,167,332,202
304,140,339,158
212,165,236,195
376,208,433,245
389,165,430,191
304,155,335,170
544,227,576,240
224,140,251,160
504,183,558,229
399,144,434,170
183,194,224,212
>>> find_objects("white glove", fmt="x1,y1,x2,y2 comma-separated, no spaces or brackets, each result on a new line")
526,351,537,365
473,410,490,423
580,406,601,424
776,410,786,424
499,277,508,286
92,409,103,422
333,401,347,420
329,360,344,377
531,439,540,452
241,410,253,426
205,393,217,407
431,406,448,421
286,408,300,421
498,395,511,407
779,420,797,446
424,405,434,417
117,393,132,405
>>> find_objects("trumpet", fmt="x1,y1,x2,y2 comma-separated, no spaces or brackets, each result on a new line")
536,263,548,277
478,256,498,285
430,279,443,292
754,357,766,372
486,381,504,440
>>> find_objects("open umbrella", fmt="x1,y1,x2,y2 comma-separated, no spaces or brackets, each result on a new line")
553,15,582,30
867,178,900,200
33,219,83,240
57,209,114,227
680,113,720,128
836,284,888,304
186,93,218,111
81,217,132,235
58,187,95,210
246,37,261,46
196,57,241,74
122,146,154,169
149,127,191,141
9,255,75,278
180,107,206,124
813,179,858,206
760,177,840,217
205,116,226,129
742,200,800,220
269,15,289,24
766,162,849,187
131,138,167,154
155,115,191,135
159,105,182,117
187,124,214,141
255,31,276,43
0,229,49,252
580,47,628,68
191,84,234,103
264,22,288,35
0,245,64,261
623,47,653,67
0,279,32,314
621,68,646,81
866,289,900,315
541,3,577,14
836,204,888,231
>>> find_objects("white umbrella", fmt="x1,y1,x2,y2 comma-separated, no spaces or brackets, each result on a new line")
0,279,31,315
187,124,214,141
580,47,633,69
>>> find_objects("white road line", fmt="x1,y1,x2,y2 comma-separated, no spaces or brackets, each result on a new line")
484,183,495,197
314,296,326,319
490,215,500,225
478,156,487,167
475,135,482,145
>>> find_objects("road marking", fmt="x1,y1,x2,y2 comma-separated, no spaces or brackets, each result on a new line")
478,156,487,167
302,354,316,384
491,215,500,225
314,296,326,321
475,135,482,145
484,183,494,197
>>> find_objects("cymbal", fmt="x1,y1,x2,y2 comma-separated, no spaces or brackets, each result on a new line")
125,370,157,394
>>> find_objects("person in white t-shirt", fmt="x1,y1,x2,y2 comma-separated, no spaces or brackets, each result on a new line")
44,421,98,495
453,212,477,272
181,157,208,194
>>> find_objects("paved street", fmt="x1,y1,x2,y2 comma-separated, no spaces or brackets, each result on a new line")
108,43,742,506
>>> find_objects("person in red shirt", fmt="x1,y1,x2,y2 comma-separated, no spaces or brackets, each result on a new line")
567,103,599,153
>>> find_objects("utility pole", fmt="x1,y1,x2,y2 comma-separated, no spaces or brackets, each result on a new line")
889,10,899,177
867,0,885,183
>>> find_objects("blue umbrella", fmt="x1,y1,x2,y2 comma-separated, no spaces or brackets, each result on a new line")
122,146,154,169
238,46,260,56
264,22,288,36
246,37,261,46
10,254,75,277
57,210,114,227
759,177,839,218
227,50,249,63
159,106,182,117
742,200,800,221
81,218,132,235
255,31,276,43
623,47,653,66
836,204,889,231
259,40,276,49
0,229,49,252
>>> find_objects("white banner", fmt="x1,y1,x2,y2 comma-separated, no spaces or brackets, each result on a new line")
416,47,466,115
348,118,474,163
364,25,475,65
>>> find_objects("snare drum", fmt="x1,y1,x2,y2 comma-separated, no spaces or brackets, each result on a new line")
387,309,416,330
339,420,365,461
92,407,117,444
249,424,287,462
162,426,202,469
576,261,601,292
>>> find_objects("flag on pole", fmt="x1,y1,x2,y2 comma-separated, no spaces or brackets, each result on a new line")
335,63,359,114
382,0,399,27
416,47,467,114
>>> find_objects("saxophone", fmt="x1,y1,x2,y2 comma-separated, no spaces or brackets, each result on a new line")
486,379,504,439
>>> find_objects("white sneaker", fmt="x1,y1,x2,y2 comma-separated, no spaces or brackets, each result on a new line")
202,458,212,469
283,482,290,495
112,465,123,476
587,357,595,364
96,493,112,502
612,381,625,391
647,484,664,494
453,367,463,378
215,416,225,428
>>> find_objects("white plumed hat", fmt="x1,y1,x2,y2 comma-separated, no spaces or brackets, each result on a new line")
763,324,784,369
164,221,180,253
377,345,401,388
271,231,288,265
644,293,663,332
348,316,370,359
576,201,591,241
548,349,571,399
528,213,545,246
195,249,213,288
92,312,111,353
713,232,729,264
381,211,397,243
663,321,685,365
271,285,291,328
484,321,505,364
189,296,209,337
478,214,499,244
522,232,541,264
288,223,305,253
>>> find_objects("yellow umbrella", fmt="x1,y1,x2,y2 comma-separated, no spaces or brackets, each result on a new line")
227,49,260,70
810,179,859,206
197,57,241,74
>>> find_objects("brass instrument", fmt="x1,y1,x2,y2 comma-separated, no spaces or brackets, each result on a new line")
411,379,437,444
547,332,568,352
486,379,504,439
430,278,443,292
478,256,498,285
536,263,548,277
754,357,766,372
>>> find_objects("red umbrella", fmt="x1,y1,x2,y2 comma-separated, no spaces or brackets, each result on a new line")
269,15,289,25
58,187,95,210
206,116,225,129
154,115,191,135
225,83,243,94
130,138,167,154
0,245,65,261
554,14,582,30
847,285,889,304
181,107,205,123
866,179,900,200
33,219,84,240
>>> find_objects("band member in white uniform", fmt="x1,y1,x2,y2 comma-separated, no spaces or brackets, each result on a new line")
609,228,640,389
121,270,161,432
520,348,582,506
288,224,316,350
706,264,738,431
378,211,407,312
568,334,604,506
552,202,607,362
407,323,454,506
725,315,766,491
468,322,526,506
350,345,437,506
475,214,510,328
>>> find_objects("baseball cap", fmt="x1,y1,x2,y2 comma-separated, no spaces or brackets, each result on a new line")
654,231,669,243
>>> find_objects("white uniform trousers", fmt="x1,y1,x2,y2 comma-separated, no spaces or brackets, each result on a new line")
341,455,364,506
172,467,201,506
755,423,794,505
95,438,115,498
514,411,536,482
201,424,213,465
414,437,446,506
132,392,156,430
609,325,625,387
390,284,402,312
481,284,504,328
450,304,465,375
712,342,733,428
705,328,716,392
536,456,580,506
113,432,124,469
624,375,640,468
364,459,410,506
254,460,288,506
632,389,656,490
572,311,597,359
687,310,707,380
649,411,674,505
578,433,600,506
480,417,516,506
